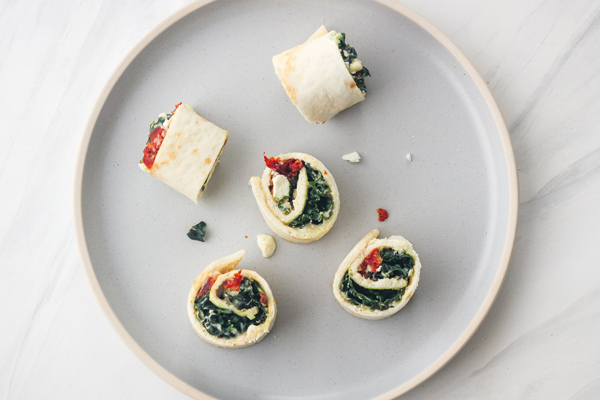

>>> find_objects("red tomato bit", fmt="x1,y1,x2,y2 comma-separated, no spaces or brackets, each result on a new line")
358,248,382,274
196,276,215,298
263,153,304,179
171,102,182,114
224,270,243,291
142,103,182,169
260,292,267,306
376,208,389,222
142,126,166,169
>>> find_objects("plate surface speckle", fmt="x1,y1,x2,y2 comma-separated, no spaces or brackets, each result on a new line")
76,0,517,399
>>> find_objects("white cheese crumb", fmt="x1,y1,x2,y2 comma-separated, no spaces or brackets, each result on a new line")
271,175,290,200
342,152,361,163
138,162,148,172
349,59,363,73
406,153,412,162
257,234,276,258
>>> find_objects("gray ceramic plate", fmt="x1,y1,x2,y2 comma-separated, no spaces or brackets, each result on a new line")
74,0,518,399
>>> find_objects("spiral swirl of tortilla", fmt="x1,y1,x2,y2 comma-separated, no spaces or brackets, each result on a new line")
187,250,277,348
249,152,340,244
333,230,421,320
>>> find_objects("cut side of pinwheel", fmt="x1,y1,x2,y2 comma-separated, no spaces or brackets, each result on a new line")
187,250,277,348
249,152,340,244
333,230,421,320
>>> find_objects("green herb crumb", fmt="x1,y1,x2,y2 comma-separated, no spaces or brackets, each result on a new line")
187,221,207,242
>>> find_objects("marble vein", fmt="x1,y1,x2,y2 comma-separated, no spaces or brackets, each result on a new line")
508,8,600,134
521,144,600,207
571,378,600,400
469,287,600,380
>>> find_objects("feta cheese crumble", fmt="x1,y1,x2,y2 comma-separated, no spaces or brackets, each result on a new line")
257,234,276,258
342,152,361,163
271,174,290,201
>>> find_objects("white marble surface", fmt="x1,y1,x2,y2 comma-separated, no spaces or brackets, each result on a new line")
1,0,599,398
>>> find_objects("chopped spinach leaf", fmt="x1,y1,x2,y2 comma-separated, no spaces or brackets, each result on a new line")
289,163,334,229
278,196,291,213
287,176,298,199
364,248,414,281
194,295,245,339
225,278,268,324
340,271,405,311
194,278,269,339
187,221,207,242
336,33,370,93
353,66,370,93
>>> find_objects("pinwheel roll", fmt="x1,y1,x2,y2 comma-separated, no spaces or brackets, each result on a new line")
249,153,340,244
139,103,228,203
333,230,421,320
273,26,371,123
187,250,277,348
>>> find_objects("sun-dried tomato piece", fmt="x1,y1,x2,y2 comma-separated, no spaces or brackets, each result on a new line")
260,292,267,306
142,126,166,169
148,126,165,145
376,208,389,222
361,248,382,273
224,270,243,291
263,153,304,179
142,143,157,168
171,102,182,114
196,276,215,298
264,154,280,169
358,260,367,274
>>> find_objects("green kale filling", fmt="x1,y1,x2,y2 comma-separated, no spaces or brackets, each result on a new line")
286,175,299,200
289,163,334,229
278,196,291,213
187,221,207,242
340,271,405,311
364,249,415,281
336,32,371,93
194,278,268,339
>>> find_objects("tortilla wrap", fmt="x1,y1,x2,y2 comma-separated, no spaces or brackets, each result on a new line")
150,104,228,203
250,152,340,244
187,250,277,348
333,230,421,320
273,26,365,123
